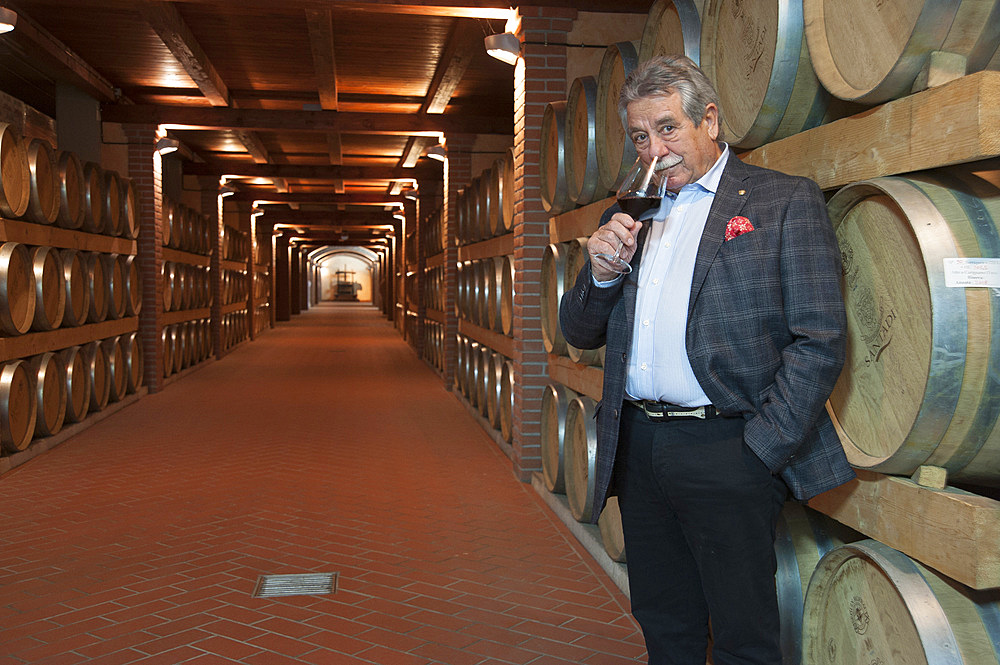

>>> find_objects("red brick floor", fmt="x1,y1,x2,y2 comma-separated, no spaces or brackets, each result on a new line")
0,303,645,664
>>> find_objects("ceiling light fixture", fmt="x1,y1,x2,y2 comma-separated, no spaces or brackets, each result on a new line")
485,32,520,65
0,7,17,34
425,144,447,162
155,137,180,155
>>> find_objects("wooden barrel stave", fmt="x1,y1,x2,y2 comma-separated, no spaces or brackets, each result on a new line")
486,351,504,429
564,76,604,207
639,0,702,64
501,146,516,234
540,100,574,215
500,358,514,443
102,336,128,403
565,238,603,366
85,251,109,323
0,123,30,219
122,330,143,393
56,151,85,230
500,254,514,336
28,351,66,438
596,42,640,194
597,496,627,563
81,163,105,234
0,359,37,452
541,382,577,494
59,249,90,327
60,345,91,424
542,242,569,355
29,245,65,332
83,340,110,412
0,242,37,335
564,395,599,523
25,139,59,225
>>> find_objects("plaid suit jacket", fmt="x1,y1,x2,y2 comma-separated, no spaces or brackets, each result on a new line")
559,155,855,523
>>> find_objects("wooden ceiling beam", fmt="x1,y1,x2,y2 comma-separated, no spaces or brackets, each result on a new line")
235,192,403,204
184,161,441,180
423,17,483,115
231,130,270,163
305,7,338,111
267,215,394,225
138,1,230,106
101,104,510,135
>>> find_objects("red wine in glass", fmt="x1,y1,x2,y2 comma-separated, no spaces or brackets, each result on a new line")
617,194,662,219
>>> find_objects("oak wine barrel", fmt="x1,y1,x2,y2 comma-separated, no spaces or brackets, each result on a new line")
29,245,65,332
28,351,66,438
0,123,30,219
59,249,90,327
102,170,122,236
0,242,36,335
828,171,1000,484
487,157,505,237
161,261,175,312
596,42,640,194
466,176,482,243
500,146,515,234
804,0,1000,105
60,345,91,424
499,358,514,444
120,177,139,240
101,253,127,320
24,138,59,224
540,100,573,215
122,331,143,394
486,256,504,333
803,539,1000,665
500,254,514,336
123,254,141,316
699,0,842,150
161,326,175,378
161,199,174,248
84,251,109,323
541,382,577,493
638,0,702,64
479,164,494,240
564,395,599,522
597,496,626,562
102,336,128,403
486,351,504,429
82,340,110,412
564,76,604,207
0,359,36,452
773,502,862,665
80,162,104,234
56,151,85,230
542,242,569,355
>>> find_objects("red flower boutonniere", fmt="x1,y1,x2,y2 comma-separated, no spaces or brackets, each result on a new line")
725,216,754,241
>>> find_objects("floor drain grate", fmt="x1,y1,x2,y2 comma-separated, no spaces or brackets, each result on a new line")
252,572,338,598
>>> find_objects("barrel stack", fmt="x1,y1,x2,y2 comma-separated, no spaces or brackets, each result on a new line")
0,123,141,460
532,1,1000,663
448,146,517,447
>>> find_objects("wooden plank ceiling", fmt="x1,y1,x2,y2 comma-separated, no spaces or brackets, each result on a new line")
0,0,649,244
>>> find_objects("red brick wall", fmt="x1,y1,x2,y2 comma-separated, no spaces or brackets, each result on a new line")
511,7,576,480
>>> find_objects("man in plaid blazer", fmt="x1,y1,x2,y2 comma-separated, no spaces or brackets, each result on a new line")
559,55,854,665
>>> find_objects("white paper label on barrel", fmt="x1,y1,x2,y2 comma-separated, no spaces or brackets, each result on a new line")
943,258,1000,288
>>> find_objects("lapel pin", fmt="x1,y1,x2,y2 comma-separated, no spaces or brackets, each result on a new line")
738,189,746,196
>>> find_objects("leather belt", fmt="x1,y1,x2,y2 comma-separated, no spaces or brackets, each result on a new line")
625,399,724,421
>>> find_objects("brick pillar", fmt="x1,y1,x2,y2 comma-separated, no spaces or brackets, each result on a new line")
444,133,474,391
290,244,301,316
125,125,163,393
511,7,576,481
274,231,290,321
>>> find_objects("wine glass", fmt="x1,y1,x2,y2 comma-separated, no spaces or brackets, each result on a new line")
592,155,663,275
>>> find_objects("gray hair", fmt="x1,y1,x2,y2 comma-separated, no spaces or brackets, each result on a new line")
618,54,725,142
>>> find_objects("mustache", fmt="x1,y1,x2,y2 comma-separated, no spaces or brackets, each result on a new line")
654,154,683,170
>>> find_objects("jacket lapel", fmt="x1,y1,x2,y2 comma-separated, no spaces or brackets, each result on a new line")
687,156,752,319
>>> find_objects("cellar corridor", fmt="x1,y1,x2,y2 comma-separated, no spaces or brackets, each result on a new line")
0,302,643,664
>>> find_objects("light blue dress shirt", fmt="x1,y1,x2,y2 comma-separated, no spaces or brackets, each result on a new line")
595,146,731,406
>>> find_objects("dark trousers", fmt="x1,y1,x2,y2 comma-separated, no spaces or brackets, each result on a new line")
615,404,788,665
